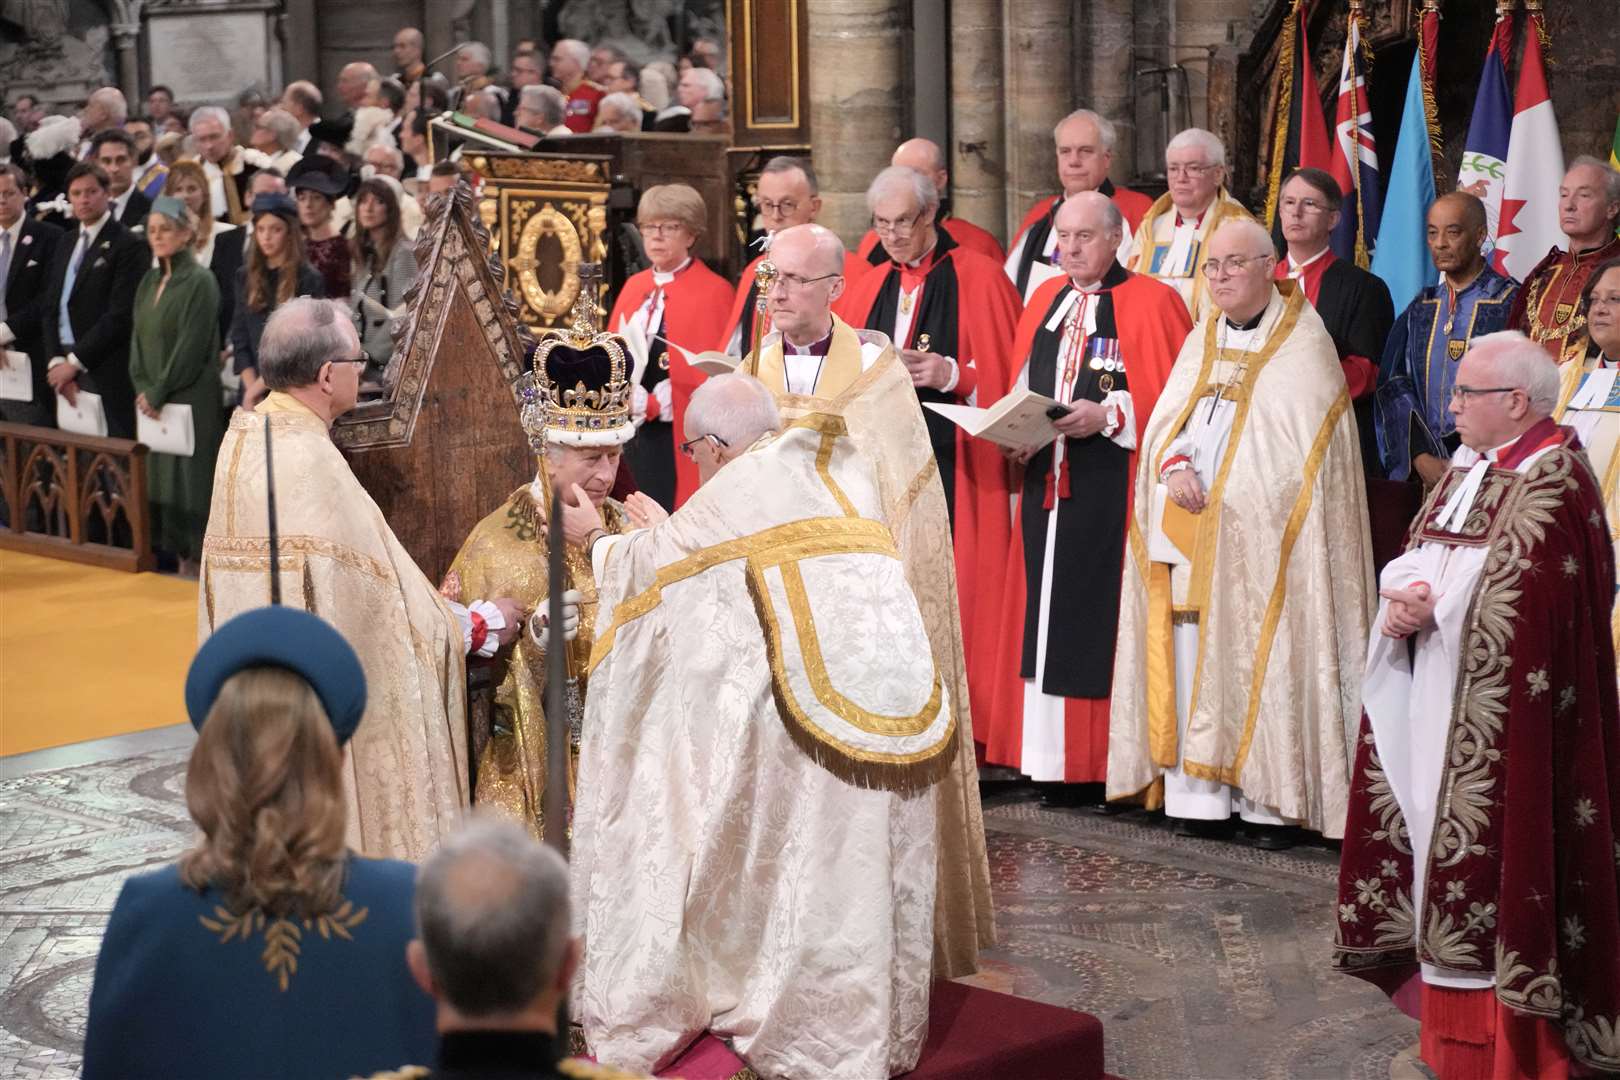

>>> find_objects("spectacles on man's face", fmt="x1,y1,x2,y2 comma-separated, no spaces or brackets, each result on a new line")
1449,385,1520,405
759,198,800,218
769,271,840,293
328,355,369,372
1200,253,1273,278
679,432,730,459
1167,162,1216,179
1279,195,1330,216
871,209,924,237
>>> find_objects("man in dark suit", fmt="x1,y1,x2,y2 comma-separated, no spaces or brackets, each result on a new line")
0,163,63,426
91,129,152,233
43,162,149,438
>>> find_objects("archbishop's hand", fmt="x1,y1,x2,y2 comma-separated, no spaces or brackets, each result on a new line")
527,589,583,652
625,491,669,529
560,483,607,547
1380,583,1437,639
1166,469,1207,514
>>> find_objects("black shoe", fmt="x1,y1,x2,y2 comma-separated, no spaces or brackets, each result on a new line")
1247,824,1298,850
1039,782,1102,808
1172,816,1234,839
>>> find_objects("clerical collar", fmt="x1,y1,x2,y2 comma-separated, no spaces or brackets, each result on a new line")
1288,246,1331,272
893,239,938,273
1488,417,1563,470
1174,206,1210,229
651,257,692,286
784,324,833,356
1224,307,1266,332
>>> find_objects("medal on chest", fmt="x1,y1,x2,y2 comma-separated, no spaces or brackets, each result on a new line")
1087,338,1123,394
1447,338,1467,361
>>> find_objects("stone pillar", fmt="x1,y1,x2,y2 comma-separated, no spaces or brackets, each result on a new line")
1172,0,1249,130
1002,0,1071,231
807,0,906,245
1086,0,1137,186
112,22,141,103
949,0,1005,243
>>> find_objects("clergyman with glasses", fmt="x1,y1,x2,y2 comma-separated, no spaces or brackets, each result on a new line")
1125,127,1255,321
1110,217,1374,851
1373,191,1519,486
200,297,527,861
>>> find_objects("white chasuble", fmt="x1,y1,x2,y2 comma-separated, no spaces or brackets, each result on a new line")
574,421,947,1079
199,393,468,861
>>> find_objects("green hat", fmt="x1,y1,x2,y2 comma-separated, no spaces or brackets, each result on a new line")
150,194,190,223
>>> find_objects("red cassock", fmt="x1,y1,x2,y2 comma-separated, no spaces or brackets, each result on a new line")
840,237,1023,734
716,248,869,354
1011,183,1153,245
855,215,1006,266
608,259,736,507
983,271,1188,778
563,81,606,133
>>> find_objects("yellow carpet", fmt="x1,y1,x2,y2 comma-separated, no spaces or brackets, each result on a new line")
1,550,198,755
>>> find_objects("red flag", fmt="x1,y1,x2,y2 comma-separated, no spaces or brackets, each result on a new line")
1264,0,1332,227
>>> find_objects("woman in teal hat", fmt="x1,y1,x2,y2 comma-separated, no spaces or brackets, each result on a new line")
130,195,225,574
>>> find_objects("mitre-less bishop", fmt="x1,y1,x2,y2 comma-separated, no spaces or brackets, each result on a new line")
742,222,995,977
571,374,949,1079
1109,220,1374,839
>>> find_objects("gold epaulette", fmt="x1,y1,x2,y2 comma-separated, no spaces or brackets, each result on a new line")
351,1066,429,1080
559,1056,648,1079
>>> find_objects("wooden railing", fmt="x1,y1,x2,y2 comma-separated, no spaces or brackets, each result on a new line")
0,423,154,572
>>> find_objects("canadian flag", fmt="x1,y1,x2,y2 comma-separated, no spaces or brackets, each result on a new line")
1493,12,1565,281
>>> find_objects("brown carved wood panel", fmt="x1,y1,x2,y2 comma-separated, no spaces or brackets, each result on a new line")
727,0,811,146
0,424,154,572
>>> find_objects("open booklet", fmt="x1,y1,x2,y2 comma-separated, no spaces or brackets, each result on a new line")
923,388,1066,452
617,319,739,378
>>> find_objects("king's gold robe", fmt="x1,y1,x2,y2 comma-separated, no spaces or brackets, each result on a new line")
199,392,468,861
1108,284,1375,835
748,316,995,978
441,483,626,836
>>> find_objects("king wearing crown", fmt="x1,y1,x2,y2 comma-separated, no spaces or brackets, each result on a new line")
441,274,662,836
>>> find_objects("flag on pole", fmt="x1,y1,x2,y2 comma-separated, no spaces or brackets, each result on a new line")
1370,48,1438,314
1264,0,1333,232
1610,113,1620,172
1327,4,1382,267
1456,7,1515,251
1494,8,1565,280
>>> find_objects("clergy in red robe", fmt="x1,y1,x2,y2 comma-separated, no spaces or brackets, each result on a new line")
717,156,867,355
853,138,1006,267
551,39,606,134
1509,157,1620,363
840,165,1022,731
608,184,734,509
1334,332,1620,1079
983,192,1189,786
1005,110,1152,301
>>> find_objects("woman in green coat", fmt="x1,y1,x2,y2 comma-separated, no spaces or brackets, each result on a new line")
131,196,224,573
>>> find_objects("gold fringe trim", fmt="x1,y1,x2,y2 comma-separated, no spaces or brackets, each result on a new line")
1263,0,1304,229
1417,9,1445,188
746,562,954,794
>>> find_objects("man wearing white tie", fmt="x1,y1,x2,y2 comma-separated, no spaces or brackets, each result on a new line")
43,162,148,438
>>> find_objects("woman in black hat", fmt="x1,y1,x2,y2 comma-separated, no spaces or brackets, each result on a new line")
288,154,353,300
229,192,324,408
81,608,437,1079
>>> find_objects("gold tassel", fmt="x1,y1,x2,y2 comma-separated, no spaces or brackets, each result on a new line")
1417,6,1446,193
1263,0,1303,229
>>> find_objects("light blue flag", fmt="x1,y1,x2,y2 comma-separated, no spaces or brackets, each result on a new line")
1370,52,1437,314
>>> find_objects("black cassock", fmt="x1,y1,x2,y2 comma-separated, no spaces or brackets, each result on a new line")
1304,258,1394,477
1019,265,1132,698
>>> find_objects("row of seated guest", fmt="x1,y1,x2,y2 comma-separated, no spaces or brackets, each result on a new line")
81,607,600,1080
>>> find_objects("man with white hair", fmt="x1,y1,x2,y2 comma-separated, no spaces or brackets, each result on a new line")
514,85,569,137
1510,156,1620,362
1335,331,1620,1080
550,39,604,133
337,62,379,112
983,190,1191,798
1111,216,1373,847
719,155,867,354
560,368,950,1077
77,86,126,158
1126,127,1254,320
662,67,725,133
451,41,498,111
1006,109,1152,300
855,138,1004,264
591,92,642,134
186,105,261,224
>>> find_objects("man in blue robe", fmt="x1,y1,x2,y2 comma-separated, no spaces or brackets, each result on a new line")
1375,192,1519,484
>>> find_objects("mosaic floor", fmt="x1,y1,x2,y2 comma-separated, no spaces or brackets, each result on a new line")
0,736,1417,1079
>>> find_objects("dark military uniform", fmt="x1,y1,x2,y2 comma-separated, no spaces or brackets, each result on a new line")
364,1030,648,1079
